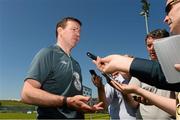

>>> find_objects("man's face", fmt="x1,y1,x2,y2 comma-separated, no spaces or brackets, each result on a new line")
59,20,81,49
164,0,180,34
146,37,157,60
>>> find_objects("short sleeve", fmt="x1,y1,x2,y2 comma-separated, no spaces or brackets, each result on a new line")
25,48,52,84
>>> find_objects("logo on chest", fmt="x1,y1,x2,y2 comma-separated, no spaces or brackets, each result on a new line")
73,72,82,91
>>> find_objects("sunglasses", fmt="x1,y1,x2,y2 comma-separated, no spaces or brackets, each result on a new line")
165,0,180,15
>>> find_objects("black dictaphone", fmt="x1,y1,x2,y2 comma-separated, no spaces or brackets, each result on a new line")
89,69,97,76
87,52,97,60
87,51,113,84
102,73,112,83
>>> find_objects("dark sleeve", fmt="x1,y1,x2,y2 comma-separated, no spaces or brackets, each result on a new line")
130,58,180,92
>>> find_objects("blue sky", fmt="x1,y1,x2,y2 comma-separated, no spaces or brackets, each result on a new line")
0,0,168,99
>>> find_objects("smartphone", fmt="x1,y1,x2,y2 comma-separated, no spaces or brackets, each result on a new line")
89,69,97,76
87,51,113,83
87,52,97,60
102,73,112,83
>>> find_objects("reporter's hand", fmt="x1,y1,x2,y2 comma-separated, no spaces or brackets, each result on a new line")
109,80,139,94
91,75,103,88
66,95,103,113
93,55,133,74
93,55,120,73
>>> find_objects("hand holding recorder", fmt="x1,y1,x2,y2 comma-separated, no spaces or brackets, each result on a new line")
87,52,113,82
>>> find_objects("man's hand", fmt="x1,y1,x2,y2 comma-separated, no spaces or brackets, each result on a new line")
66,95,103,113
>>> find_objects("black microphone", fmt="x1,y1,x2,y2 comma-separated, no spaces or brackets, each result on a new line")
87,52,97,60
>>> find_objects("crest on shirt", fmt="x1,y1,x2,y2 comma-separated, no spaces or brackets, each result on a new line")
60,60,67,65
73,72,82,91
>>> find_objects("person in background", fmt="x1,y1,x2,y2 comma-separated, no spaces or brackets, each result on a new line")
91,71,138,119
130,29,175,120
93,0,180,118
21,17,103,119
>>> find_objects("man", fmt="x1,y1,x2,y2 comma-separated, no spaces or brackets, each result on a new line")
91,71,138,119
21,17,103,119
130,29,175,120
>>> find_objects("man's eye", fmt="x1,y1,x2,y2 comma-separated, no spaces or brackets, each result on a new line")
71,28,77,31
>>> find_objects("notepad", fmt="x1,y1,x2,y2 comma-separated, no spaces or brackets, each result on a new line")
154,35,180,83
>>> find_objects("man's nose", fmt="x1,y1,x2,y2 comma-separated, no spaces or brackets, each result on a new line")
76,32,80,37
164,15,169,24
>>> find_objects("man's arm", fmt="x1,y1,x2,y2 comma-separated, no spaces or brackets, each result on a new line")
21,79,64,107
21,79,104,112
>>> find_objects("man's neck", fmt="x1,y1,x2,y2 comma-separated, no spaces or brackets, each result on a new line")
56,41,71,56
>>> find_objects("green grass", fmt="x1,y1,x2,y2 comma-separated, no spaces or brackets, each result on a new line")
0,113,110,119
85,113,110,119
0,100,110,119
0,113,36,119
0,100,33,107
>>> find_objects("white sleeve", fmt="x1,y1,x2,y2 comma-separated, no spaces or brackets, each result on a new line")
104,84,114,105
129,77,141,86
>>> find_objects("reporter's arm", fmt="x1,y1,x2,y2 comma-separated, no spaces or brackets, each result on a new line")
135,87,176,116
91,76,107,108
115,83,176,116
97,84,108,108
130,58,180,91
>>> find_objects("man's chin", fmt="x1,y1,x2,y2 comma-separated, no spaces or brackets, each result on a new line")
151,55,157,60
71,44,77,48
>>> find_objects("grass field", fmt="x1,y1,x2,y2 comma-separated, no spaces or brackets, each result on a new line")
85,113,110,119
0,100,110,119
0,113,110,119
0,113,36,119
0,100,33,107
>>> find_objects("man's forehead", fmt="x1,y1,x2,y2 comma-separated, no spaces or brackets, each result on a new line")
67,21,80,27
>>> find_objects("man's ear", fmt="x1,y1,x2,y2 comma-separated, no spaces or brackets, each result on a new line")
57,27,63,35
